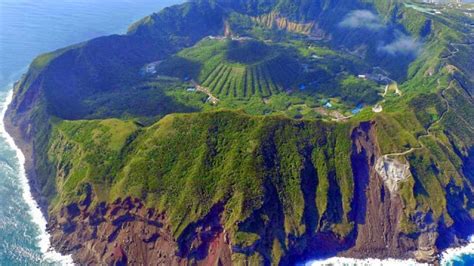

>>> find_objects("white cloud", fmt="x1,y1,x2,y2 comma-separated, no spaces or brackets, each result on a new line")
378,32,422,56
339,10,385,30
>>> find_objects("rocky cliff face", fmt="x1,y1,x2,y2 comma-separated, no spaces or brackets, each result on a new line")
4,79,51,215
343,123,422,261
49,197,232,265
44,122,448,265
252,12,317,35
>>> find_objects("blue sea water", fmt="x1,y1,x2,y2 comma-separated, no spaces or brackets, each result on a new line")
441,239,474,266
0,0,182,264
449,256,474,266
0,0,473,265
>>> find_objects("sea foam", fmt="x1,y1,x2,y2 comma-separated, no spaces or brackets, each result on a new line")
304,256,427,266
303,236,474,266
440,235,474,265
0,89,73,265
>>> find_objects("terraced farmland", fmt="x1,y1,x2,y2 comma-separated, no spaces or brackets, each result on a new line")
199,54,300,98
157,39,302,99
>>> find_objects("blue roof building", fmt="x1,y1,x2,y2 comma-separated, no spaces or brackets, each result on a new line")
351,103,364,114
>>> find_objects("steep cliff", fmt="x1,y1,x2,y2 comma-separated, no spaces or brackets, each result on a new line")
33,113,473,264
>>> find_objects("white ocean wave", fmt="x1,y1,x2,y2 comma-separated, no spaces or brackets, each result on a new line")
440,236,474,266
303,236,474,265
0,89,74,265
304,256,427,266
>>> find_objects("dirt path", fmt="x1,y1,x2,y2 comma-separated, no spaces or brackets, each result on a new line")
375,34,474,189
375,81,451,189
314,107,353,122
441,45,460,60
382,84,389,97
380,34,473,159
191,80,219,105
372,82,400,113
383,79,452,159
384,147,421,157
427,80,450,135
440,39,474,60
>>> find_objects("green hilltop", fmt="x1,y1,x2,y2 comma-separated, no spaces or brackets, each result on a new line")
157,39,302,98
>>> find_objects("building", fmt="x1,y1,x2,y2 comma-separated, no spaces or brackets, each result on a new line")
143,61,162,75
146,65,156,73
352,103,364,114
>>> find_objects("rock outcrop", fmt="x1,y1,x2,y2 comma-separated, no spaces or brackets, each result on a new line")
375,155,411,194
49,197,232,265
252,12,316,35
343,122,419,260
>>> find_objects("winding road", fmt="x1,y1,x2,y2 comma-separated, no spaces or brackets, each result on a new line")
381,30,474,159
382,80,451,159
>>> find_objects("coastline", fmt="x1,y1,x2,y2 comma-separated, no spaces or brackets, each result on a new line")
2,83,474,264
1,74,472,265
304,257,426,266
304,237,474,266
1,82,50,217
440,236,474,265
1,0,473,264
3,82,474,265
0,89,73,264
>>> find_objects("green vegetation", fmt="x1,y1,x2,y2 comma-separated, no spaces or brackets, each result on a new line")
226,40,271,64
153,36,380,120
48,111,357,245
157,39,302,98
339,76,381,105
7,0,474,263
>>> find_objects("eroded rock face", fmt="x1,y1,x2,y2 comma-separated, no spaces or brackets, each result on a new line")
375,155,411,194
347,122,447,265
47,122,445,265
48,198,232,265
344,122,419,260
252,12,316,35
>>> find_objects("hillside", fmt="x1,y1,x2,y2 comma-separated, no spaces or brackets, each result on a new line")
157,39,302,98
4,0,474,264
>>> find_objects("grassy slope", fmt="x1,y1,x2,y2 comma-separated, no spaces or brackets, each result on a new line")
157,39,302,98
7,0,228,202
156,36,381,118
363,1,474,232
48,111,357,261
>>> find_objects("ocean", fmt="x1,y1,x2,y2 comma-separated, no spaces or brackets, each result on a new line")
0,0,182,264
0,0,472,265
